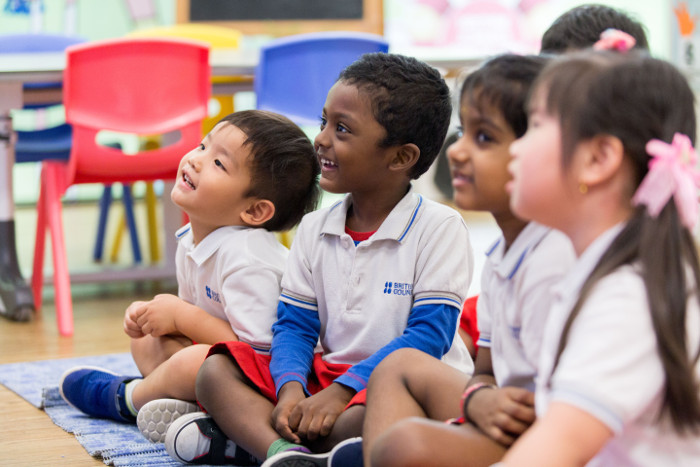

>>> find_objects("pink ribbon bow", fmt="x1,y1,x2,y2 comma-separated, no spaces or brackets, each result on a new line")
632,133,700,229
593,28,637,52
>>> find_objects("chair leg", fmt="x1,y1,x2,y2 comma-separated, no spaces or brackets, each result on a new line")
122,184,142,264
42,166,73,336
31,173,48,314
93,185,113,262
145,182,160,263
109,215,126,263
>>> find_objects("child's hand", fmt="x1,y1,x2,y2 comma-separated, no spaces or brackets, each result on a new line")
134,294,183,337
123,301,148,338
287,383,354,442
273,382,307,443
466,386,535,446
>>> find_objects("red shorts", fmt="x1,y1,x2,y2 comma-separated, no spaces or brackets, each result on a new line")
459,295,480,348
207,341,367,408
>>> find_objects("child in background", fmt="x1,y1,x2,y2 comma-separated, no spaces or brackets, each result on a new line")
161,52,474,466
540,3,648,54
59,111,320,429
503,47,700,465
362,54,576,467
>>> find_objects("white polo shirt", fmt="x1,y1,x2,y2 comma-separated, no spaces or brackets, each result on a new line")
537,224,700,465
176,224,287,353
279,188,474,374
476,222,575,390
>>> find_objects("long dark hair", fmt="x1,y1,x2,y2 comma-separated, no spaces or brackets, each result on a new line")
541,50,700,433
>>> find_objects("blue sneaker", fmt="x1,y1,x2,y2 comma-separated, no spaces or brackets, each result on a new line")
329,437,363,467
261,437,363,467
59,366,140,422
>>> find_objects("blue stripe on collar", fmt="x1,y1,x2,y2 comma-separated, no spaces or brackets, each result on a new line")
398,195,423,242
485,237,502,257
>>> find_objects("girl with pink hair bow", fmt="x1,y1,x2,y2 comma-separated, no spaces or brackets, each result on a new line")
503,37,700,466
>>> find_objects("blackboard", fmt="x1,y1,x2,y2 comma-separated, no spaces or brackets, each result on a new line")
176,0,383,36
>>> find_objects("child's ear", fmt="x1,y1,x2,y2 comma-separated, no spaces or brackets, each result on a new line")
390,143,420,172
579,134,625,187
240,199,275,227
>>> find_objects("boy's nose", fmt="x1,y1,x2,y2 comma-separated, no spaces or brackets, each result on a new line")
188,153,203,170
314,126,330,149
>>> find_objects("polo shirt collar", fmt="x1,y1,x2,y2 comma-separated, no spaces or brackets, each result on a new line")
487,222,552,280
552,222,626,300
320,186,422,243
176,223,249,266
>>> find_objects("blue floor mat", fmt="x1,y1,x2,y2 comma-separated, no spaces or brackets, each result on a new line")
0,353,224,466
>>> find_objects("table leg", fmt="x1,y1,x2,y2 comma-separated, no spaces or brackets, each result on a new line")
0,85,35,321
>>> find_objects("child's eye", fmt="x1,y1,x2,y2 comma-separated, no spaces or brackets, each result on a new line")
476,131,493,144
198,143,205,150
456,126,464,138
336,123,349,133
214,159,227,171
319,117,327,130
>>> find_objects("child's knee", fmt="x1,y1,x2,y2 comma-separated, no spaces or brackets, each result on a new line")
195,354,234,402
369,348,430,389
372,418,434,467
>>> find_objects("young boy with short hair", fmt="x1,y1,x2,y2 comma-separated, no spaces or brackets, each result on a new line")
59,110,320,426
159,52,475,465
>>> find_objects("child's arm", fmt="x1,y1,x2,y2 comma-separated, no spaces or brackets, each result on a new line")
269,299,321,440
463,348,535,446
502,401,612,466
334,301,460,393
284,382,355,442
130,293,238,344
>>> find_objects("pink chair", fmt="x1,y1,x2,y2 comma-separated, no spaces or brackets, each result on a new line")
32,38,210,336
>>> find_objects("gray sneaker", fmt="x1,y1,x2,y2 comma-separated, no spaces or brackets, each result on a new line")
137,398,200,443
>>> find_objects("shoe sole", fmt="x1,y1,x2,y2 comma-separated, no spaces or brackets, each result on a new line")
260,451,329,467
137,398,200,443
58,365,120,412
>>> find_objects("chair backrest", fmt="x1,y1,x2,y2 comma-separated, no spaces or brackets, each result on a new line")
64,38,210,185
254,31,389,127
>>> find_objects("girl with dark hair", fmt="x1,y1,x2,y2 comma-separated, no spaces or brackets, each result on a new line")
504,42,700,465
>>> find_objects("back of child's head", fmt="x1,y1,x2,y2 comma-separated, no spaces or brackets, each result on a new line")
540,49,700,434
460,54,548,138
337,52,452,179
219,110,320,231
540,4,649,54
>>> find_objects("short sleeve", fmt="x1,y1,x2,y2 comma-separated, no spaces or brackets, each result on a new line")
549,268,664,433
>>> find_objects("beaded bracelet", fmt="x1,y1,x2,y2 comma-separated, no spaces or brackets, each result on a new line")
460,382,496,423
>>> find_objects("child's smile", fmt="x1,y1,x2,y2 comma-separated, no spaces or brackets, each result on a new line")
180,168,196,191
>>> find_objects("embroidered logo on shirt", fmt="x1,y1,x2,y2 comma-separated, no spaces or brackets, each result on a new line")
383,281,413,296
205,285,221,303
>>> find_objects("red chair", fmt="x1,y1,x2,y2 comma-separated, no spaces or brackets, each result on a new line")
32,38,210,336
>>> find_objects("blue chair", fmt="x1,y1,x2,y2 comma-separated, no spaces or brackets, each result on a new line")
255,31,389,127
